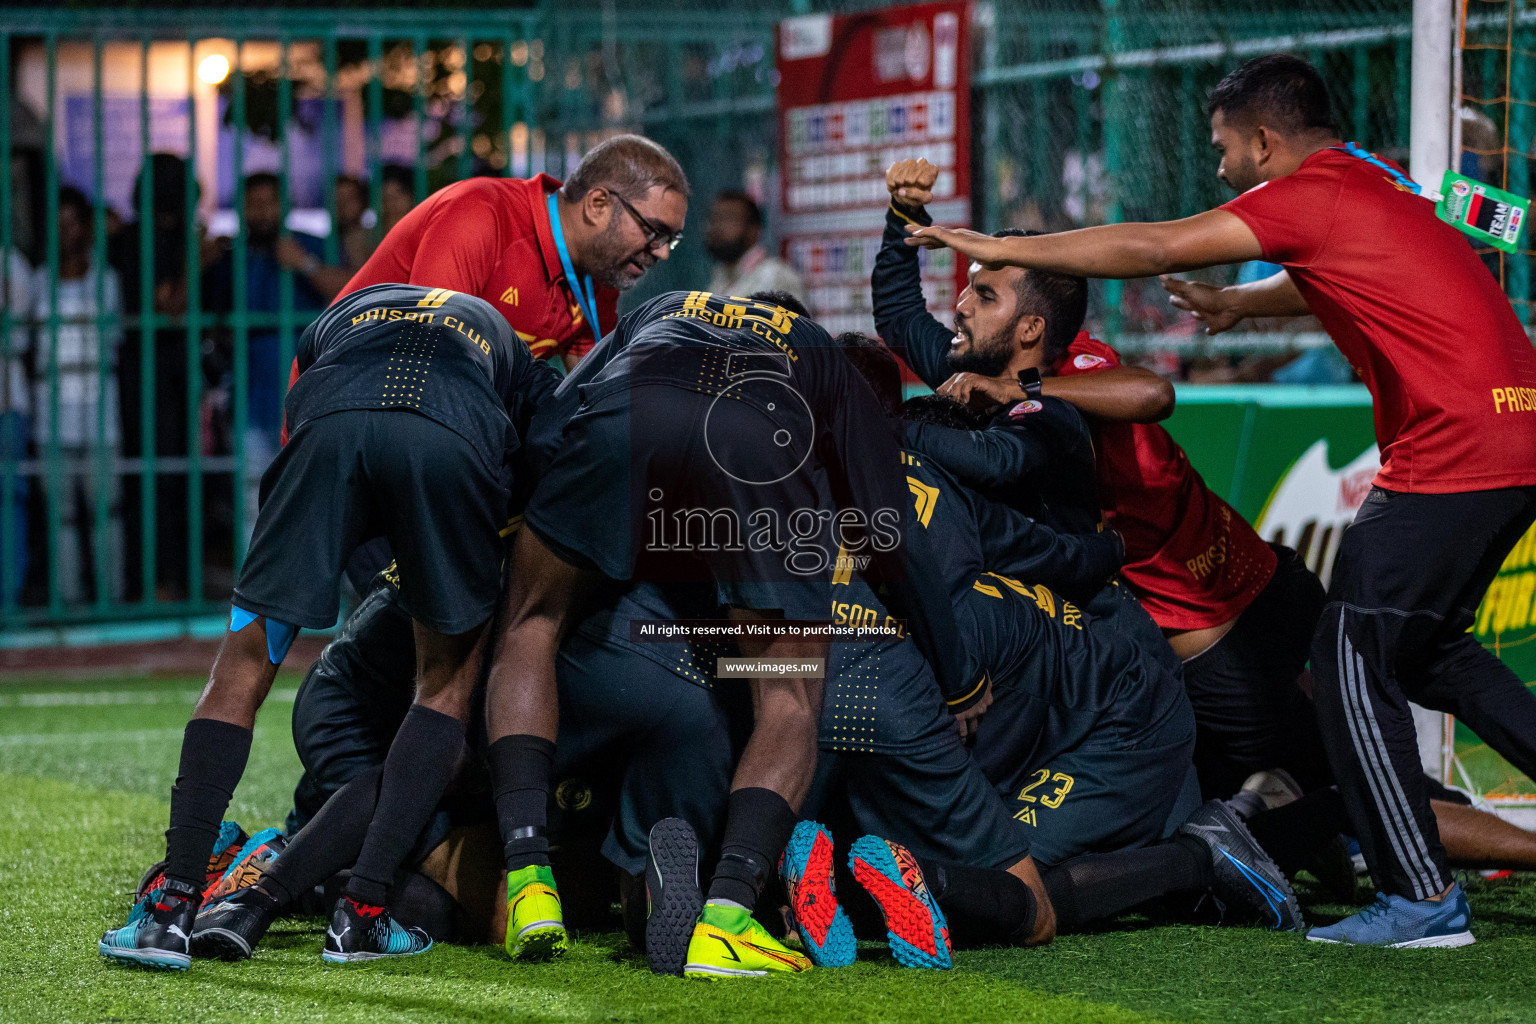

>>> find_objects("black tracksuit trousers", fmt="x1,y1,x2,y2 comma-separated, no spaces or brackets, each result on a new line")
1312,484,1536,900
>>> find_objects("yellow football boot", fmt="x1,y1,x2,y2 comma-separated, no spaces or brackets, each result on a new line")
683,903,811,979
504,864,568,960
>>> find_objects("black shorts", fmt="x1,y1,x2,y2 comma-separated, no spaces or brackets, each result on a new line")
810,636,1031,872
234,409,507,635
555,627,749,874
524,380,830,620
1181,543,1331,798
1001,700,1201,869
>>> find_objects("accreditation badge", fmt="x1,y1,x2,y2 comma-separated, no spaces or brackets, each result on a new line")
1435,170,1529,255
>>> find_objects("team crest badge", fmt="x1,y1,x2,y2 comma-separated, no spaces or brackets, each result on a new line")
1009,400,1044,418
1072,353,1108,370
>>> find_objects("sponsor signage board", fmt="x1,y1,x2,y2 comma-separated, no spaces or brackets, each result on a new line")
776,2,971,338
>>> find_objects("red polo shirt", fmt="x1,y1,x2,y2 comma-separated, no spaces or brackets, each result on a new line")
339,174,618,361
1055,334,1276,630
1222,147,1536,493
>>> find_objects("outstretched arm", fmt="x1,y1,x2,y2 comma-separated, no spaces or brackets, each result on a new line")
905,208,1263,279
1161,269,1309,335
935,367,1175,423
976,509,1124,607
1043,368,1174,422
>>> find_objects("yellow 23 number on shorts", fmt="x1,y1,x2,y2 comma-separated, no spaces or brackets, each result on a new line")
1013,768,1075,824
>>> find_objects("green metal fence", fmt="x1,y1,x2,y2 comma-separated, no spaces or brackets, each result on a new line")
0,7,779,634
0,2,1529,633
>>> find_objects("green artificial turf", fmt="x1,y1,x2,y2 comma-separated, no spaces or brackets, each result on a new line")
4,675,1536,1023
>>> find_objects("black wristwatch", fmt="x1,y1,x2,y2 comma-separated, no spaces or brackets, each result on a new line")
1017,367,1043,402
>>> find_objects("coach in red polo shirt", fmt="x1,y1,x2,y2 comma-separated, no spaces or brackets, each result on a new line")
301,135,688,590
908,54,1536,949
341,134,688,368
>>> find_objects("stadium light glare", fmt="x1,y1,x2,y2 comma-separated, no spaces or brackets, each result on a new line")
198,54,231,85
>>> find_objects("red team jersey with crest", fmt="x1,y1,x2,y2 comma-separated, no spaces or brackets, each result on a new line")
339,174,618,362
1055,334,1276,631
1222,147,1536,493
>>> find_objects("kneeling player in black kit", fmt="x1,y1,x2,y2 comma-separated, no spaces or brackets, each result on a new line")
771,378,1303,971
481,289,977,978
183,568,749,963
99,284,557,969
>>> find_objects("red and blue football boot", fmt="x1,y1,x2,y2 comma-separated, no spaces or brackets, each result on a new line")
136,820,248,901
202,827,287,903
322,896,432,963
848,835,952,970
99,877,200,970
779,820,855,967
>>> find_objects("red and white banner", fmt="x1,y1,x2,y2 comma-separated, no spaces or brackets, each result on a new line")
776,1,971,338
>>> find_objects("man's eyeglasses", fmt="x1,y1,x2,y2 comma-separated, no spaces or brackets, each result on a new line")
611,191,683,252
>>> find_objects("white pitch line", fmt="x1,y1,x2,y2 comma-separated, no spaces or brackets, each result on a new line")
0,728,188,746
0,720,291,747
0,688,297,709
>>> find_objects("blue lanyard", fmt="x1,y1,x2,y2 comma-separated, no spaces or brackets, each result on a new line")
547,192,600,340
1332,141,1423,196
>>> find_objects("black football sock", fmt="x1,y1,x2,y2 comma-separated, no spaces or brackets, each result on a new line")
166,718,253,890
917,858,1036,946
1245,787,1349,881
1042,835,1213,933
345,705,465,907
261,767,384,908
706,788,798,909
489,734,556,871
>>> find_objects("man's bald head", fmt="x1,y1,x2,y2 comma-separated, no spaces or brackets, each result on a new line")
562,134,690,204
561,135,690,292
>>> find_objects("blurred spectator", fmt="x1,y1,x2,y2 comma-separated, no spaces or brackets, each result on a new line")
334,174,376,272
1062,150,1108,225
206,172,330,445
378,164,416,236
108,153,200,600
203,172,330,539
245,173,370,309
250,180,349,303
705,190,804,301
1460,106,1501,183
1270,346,1357,384
1,246,32,604
32,186,123,603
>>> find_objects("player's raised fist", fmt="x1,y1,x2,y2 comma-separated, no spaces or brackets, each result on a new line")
886,158,939,209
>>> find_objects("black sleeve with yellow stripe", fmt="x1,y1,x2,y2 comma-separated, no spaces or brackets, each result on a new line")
872,202,955,389
894,491,992,714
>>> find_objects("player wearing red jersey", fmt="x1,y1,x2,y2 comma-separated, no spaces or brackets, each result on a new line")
1050,335,1326,800
886,157,1324,803
300,135,688,589
339,134,687,369
908,54,1536,949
